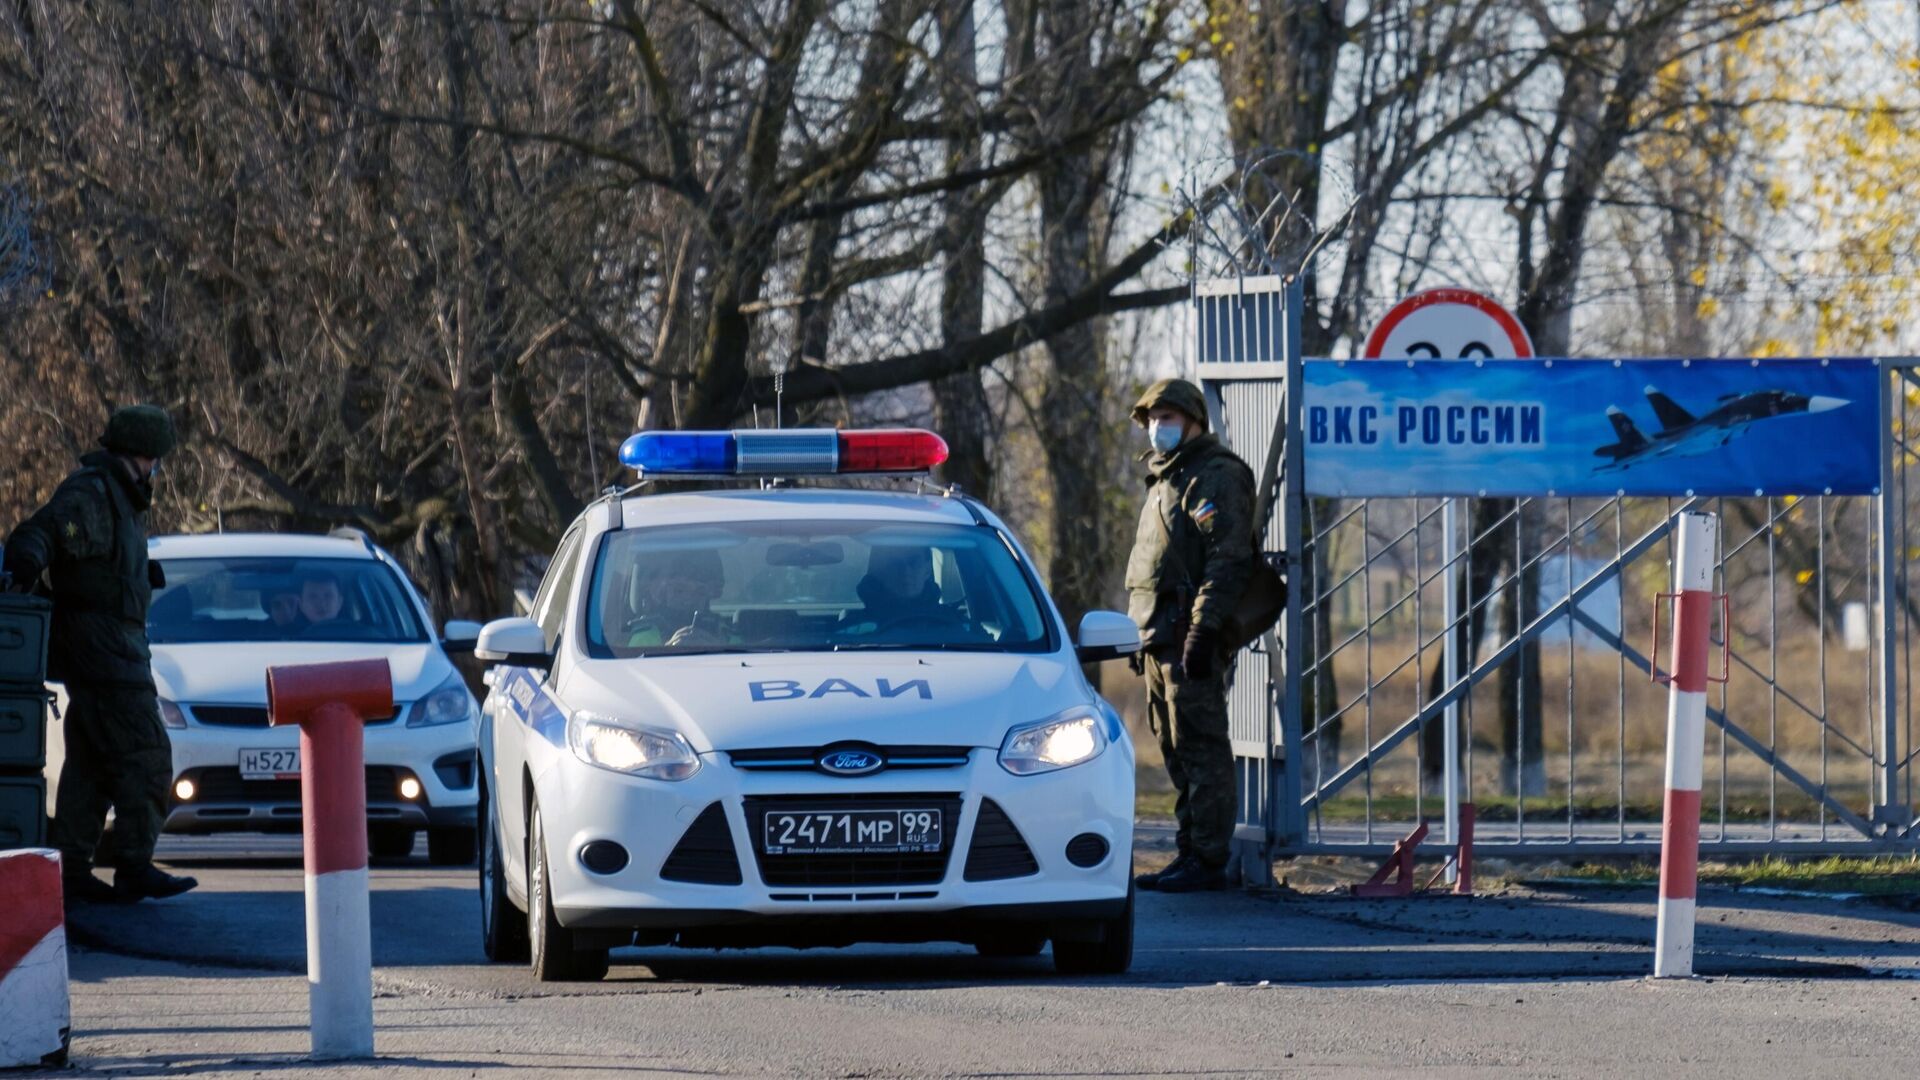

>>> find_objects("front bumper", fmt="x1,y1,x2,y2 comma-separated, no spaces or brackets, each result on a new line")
163,715,479,834
537,742,1134,939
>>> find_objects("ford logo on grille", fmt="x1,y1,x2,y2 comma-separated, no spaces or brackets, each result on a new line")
817,748,885,776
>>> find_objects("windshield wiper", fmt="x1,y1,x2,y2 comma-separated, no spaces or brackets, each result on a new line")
631,646,786,658
828,641,978,651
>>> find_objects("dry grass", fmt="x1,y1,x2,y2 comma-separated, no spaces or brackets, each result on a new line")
1324,631,1881,759
1301,629,1895,818
1523,855,1920,895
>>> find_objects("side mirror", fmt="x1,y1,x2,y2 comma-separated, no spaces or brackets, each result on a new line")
1075,610,1142,664
474,617,552,667
442,619,484,654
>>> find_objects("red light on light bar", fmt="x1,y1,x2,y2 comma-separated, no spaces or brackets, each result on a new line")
838,429,949,473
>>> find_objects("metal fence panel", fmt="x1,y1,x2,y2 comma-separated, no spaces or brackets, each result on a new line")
1198,278,1918,858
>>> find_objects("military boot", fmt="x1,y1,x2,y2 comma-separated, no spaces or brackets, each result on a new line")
113,864,198,901
1134,854,1193,891
1154,858,1227,893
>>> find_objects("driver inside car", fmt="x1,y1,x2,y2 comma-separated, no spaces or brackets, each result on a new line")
298,571,354,632
624,548,735,648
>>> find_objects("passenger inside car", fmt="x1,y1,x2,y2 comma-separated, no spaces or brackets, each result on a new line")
840,545,966,641
855,546,941,617
264,585,307,632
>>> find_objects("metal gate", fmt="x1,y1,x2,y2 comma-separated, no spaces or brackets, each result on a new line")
1198,277,1920,861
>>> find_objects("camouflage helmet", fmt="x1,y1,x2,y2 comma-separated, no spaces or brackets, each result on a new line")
100,404,177,459
1129,378,1210,432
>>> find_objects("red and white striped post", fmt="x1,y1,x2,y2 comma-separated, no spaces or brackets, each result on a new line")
267,658,392,1059
0,849,69,1068
1654,511,1718,979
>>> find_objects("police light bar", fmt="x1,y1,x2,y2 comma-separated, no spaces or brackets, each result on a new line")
618,428,949,476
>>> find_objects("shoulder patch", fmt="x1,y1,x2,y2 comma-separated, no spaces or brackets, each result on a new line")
1192,500,1218,526
63,521,79,539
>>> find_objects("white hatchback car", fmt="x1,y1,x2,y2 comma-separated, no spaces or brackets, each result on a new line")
475,428,1140,980
49,531,485,864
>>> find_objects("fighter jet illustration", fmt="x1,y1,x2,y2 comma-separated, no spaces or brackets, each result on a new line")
1594,385,1849,470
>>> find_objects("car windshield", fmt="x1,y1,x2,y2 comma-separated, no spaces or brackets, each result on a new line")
148,557,429,644
584,520,1053,657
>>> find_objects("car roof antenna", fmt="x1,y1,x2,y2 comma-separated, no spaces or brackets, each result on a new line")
762,359,793,492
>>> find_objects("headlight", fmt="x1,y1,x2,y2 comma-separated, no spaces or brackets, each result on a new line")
158,698,187,730
998,708,1106,775
408,673,475,727
567,711,701,781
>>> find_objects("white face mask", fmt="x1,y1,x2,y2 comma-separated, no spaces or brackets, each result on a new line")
1148,419,1185,453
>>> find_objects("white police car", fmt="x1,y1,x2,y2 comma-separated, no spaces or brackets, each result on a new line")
474,429,1141,980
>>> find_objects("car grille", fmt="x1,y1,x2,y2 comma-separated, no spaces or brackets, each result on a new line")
744,793,963,888
178,766,403,805
189,704,400,728
962,798,1039,881
727,745,972,772
660,802,744,885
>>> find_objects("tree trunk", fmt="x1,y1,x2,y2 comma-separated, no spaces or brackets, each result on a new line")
1035,213,1112,625
1033,0,1115,627
931,0,994,498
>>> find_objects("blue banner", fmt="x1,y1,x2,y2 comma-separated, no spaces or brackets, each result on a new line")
1302,358,1882,497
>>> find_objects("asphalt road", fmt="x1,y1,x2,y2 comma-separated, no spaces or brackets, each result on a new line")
52,830,1920,1077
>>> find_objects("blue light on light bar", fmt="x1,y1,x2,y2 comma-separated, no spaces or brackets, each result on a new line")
619,431,736,473
619,428,949,476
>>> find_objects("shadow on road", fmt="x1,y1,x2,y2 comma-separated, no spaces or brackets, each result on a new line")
65,841,1920,991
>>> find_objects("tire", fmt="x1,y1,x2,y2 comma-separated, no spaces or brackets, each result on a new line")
974,927,1048,958
527,798,609,982
370,825,416,860
428,826,477,866
1052,884,1135,976
478,778,529,963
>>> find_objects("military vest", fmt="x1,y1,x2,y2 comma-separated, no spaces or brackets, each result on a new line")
46,456,154,686
1124,435,1247,647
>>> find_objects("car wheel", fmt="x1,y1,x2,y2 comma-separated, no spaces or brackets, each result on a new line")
1051,884,1134,976
428,826,477,866
478,778,529,963
527,798,609,982
370,825,416,860
974,927,1048,958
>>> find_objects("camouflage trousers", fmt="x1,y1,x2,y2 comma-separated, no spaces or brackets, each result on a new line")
1143,649,1235,867
49,683,171,874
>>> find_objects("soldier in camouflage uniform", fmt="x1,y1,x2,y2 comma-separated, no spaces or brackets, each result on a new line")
1124,379,1255,893
3,406,198,903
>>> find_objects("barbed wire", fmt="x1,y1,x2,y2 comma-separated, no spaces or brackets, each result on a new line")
1173,150,1360,283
